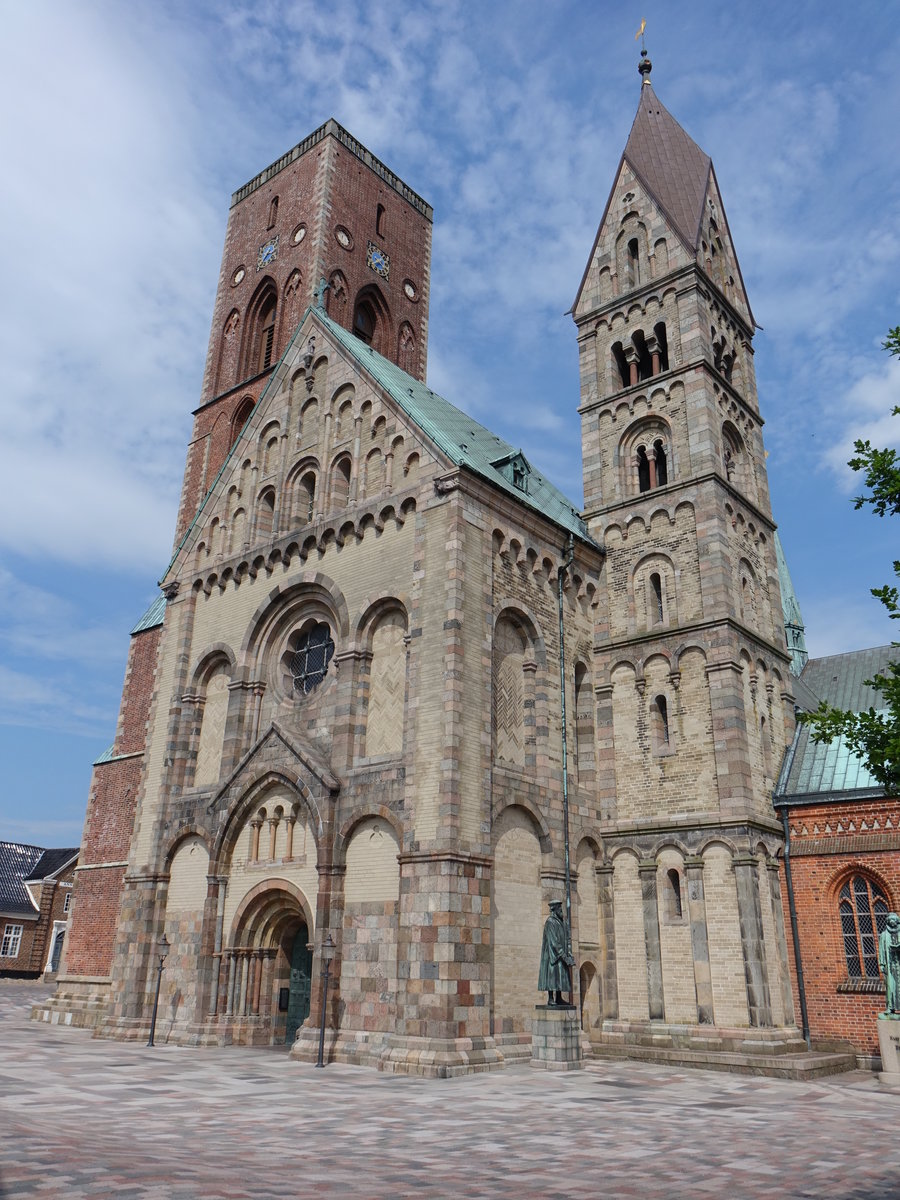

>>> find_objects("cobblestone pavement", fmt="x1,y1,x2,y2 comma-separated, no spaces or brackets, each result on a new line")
4,983,900,1199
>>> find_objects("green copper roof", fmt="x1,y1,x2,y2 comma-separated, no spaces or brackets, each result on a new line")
131,595,166,635
775,644,898,803
162,305,599,586
313,309,596,547
774,532,808,675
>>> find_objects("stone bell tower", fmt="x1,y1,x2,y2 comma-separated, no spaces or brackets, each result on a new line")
573,52,800,1043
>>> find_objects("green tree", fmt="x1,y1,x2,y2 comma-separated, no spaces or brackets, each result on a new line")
799,327,900,793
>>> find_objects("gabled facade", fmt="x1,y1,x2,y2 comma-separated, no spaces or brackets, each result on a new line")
39,61,814,1075
1,844,78,978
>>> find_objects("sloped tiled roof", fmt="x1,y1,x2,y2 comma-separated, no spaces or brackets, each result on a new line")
0,842,43,917
775,645,899,803
623,82,711,252
23,848,78,882
315,311,597,547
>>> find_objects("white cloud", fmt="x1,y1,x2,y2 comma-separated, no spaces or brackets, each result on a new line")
822,356,900,492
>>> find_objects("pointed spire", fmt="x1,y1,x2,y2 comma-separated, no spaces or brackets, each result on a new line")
622,77,712,252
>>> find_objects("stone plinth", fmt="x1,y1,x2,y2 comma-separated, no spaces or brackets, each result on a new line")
877,1014,900,1075
530,1005,583,1071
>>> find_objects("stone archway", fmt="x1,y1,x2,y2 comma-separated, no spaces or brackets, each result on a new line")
218,882,315,1047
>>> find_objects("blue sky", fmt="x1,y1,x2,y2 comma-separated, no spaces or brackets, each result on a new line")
1,0,898,846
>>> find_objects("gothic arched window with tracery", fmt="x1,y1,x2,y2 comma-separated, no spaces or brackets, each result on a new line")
840,875,889,978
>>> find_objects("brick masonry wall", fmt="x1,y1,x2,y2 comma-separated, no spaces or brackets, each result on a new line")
781,796,900,1055
65,625,162,979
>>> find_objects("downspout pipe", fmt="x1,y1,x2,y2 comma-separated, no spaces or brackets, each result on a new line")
779,805,811,1050
557,534,576,978
774,726,810,1049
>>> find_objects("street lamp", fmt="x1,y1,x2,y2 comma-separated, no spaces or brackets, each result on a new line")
315,932,337,1069
147,933,171,1048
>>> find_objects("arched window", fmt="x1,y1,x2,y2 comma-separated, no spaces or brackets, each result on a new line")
255,487,275,541
376,203,385,237
667,869,683,919
632,330,652,381
330,456,351,510
612,341,630,389
654,439,668,486
493,616,528,767
650,572,664,624
653,322,670,372
257,297,277,373
626,237,639,288
652,694,670,749
267,195,279,230
297,471,316,524
637,445,651,493
230,397,255,449
574,662,594,783
353,300,376,345
840,876,889,979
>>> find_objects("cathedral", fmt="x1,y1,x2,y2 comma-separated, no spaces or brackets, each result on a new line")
39,55,808,1074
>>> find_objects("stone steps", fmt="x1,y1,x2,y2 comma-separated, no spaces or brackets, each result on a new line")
588,1040,857,1080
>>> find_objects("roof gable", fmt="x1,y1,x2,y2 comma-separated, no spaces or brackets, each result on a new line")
163,306,596,584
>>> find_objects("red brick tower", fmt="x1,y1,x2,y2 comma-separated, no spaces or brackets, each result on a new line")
176,120,433,544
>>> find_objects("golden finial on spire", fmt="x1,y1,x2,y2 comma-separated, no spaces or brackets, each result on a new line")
636,19,652,84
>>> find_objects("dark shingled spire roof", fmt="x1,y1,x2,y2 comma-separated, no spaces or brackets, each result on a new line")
623,82,712,252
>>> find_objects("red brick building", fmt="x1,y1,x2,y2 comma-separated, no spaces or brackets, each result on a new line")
0,844,78,978
775,646,900,1067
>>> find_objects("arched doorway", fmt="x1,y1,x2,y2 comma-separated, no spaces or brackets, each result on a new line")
285,924,312,1044
221,882,315,1046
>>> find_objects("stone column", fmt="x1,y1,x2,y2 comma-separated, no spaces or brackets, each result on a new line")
225,951,237,1016
625,346,639,387
766,858,795,1025
261,949,277,1020
596,864,619,1020
733,854,772,1027
647,335,660,377
684,856,714,1024
237,953,249,1017
638,859,665,1020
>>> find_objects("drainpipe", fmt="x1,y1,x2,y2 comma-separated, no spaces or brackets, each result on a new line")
775,726,810,1049
779,806,810,1050
557,534,576,977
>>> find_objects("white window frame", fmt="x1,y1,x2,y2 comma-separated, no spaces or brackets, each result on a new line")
1,923,24,958
63,891,72,914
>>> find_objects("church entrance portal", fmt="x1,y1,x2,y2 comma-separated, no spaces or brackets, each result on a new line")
285,924,312,1044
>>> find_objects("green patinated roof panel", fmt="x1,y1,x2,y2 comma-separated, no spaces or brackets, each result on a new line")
775,644,898,801
131,595,166,635
315,310,596,547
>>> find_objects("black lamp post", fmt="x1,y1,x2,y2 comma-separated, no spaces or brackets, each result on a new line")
147,933,171,1048
315,932,337,1069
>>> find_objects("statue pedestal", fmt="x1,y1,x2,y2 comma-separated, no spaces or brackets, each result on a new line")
530,1005,583,1071
877,1014,900,1075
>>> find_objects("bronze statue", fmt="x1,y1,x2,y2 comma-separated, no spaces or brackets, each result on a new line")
879,912,900,1014
539,900,575,1007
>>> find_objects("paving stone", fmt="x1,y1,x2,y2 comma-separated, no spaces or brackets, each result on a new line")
3,983,900,1198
